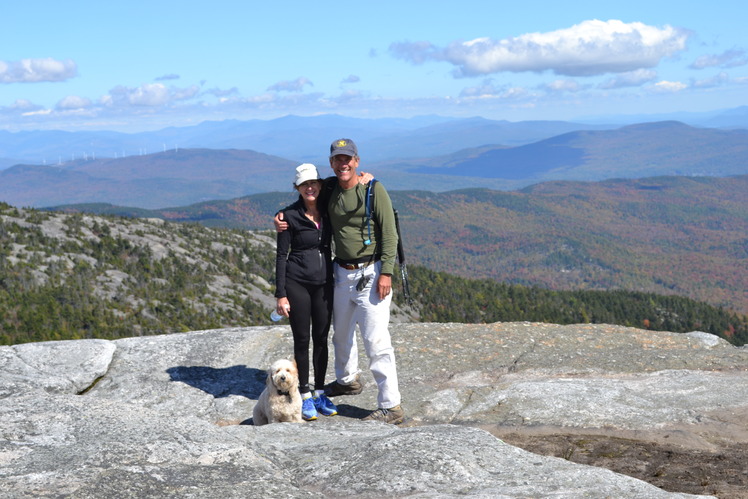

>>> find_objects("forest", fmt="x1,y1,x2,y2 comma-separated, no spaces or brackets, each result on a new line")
64,175,747,315
397,266,747,345
2,203,746,347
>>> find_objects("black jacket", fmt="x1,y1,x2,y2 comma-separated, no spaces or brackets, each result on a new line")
274,197,333,298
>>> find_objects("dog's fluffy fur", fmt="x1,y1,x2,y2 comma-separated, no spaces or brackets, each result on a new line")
252,358,303,426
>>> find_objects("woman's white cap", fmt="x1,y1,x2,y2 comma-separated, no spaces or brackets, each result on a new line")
294,163,320,186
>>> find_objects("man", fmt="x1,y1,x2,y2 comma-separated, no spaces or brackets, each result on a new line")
275,138,404,424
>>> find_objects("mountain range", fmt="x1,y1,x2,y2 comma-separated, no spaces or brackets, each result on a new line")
1,119,747,208
3,112,746,315
0,114,607,169
2,106,748,168
0,149,298,208
374,120,748,191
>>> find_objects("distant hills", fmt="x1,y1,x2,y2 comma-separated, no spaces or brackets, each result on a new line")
2,107,748,167
0,114,613,168
3,113,746,316
0,149,296,209
2,120,747,208
374,121,748,190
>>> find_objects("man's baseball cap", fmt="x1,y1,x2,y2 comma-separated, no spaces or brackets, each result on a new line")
329,138,358,158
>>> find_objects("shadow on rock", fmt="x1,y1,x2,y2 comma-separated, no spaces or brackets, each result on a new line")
166,365,265,400
334,403,373,420
236,404,375,426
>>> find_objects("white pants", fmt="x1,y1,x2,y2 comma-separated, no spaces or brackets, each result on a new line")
332,260,401,409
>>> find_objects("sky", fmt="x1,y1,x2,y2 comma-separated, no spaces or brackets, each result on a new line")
2,0,747,132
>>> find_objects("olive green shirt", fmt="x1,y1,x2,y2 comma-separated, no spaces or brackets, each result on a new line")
327,181,398,275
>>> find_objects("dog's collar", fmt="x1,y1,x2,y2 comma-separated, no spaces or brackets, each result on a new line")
277,389,290,397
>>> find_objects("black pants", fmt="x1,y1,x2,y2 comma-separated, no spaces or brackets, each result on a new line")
286,278,333,393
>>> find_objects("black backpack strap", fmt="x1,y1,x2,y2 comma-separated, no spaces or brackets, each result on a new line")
367,180,411,302
394,208,411,303
364,179,377,246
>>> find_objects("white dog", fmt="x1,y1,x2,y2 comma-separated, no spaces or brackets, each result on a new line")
252,358,303,426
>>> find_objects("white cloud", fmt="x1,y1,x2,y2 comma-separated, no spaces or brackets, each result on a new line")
155,73,180,81
205,87,239,98
690,49,748,69
329,89,366,104
104,83,199,107
266,77,313,92
544,79,584,93
22,108,52,117
124,83,170,106
390,20,689,77
171,85,200,101
599,69,658,89
10,99,41,111
459,79,531,100
221,91,328,112
342,74,361,84
57,95,93,110
500,87,531,100
459,79,503,98
0,58,77,83
692,72,730,89
651,80,687,92
0,99,43,116
390,41,436,64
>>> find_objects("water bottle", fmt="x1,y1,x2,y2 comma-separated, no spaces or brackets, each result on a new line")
270,309,284,322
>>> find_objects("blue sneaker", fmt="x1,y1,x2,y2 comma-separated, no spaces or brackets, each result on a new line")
301,396,318,421
313,393,338,416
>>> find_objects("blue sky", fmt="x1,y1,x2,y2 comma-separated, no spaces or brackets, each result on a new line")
2,0,746,132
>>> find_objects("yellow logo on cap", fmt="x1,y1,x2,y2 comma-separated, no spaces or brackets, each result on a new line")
336,140,347,147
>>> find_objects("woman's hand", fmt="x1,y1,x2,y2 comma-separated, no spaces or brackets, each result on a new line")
273,212,289,232
358,171,374,184
276,297,291,317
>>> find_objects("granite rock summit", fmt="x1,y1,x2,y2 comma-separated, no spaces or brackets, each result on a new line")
3,322,747,498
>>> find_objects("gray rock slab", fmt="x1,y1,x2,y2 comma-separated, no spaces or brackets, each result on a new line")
85,326,289,422
417,369,748,429
1,393,707,498
3,322,737,498
0,339,115,397
1,393,300,498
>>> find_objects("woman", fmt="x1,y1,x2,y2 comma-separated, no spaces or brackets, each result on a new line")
274,163,337,421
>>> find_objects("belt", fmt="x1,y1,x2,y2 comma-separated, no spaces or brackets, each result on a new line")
336,257,379,270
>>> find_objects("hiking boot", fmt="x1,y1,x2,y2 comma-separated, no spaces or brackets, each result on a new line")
324,377,363,397
313,394,338,416
362,405,404,425
301,397,318,421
